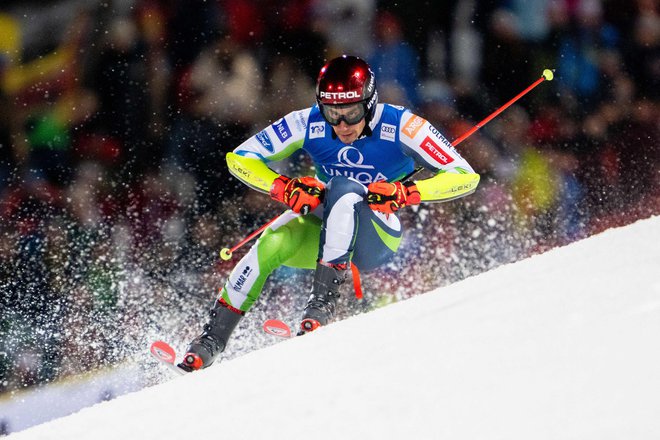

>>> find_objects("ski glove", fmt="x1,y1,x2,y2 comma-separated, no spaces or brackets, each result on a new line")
270,175,325,215
366,181,421,214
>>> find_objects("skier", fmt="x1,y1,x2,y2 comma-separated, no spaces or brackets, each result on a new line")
178,55,480,371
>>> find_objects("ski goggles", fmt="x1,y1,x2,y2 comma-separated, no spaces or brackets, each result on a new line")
320,102,367,126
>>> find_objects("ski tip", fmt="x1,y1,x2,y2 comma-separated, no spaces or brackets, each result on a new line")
150,340,177,364
263,319,292,338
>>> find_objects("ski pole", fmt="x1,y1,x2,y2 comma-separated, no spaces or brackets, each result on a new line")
219,69,554,261
220,215,279,260
400,68,555,182
452,69,554,146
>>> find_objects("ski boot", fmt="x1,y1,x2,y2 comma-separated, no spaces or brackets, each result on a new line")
299,261,347,335
178,299,243,372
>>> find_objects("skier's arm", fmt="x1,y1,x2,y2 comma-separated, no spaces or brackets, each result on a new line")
226,109,311,193
414,171,480,202
226,108,325,213
398,112,480,202
226,153,281,193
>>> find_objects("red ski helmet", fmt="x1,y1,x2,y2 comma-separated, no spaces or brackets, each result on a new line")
316,55,378,126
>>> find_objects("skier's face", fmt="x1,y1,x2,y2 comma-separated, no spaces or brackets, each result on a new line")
322,103,367,143
332,118,366,144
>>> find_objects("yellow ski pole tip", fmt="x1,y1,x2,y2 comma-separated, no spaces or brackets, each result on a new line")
220,248,233,261
542,69,554,81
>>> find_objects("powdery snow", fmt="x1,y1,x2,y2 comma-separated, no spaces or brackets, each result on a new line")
9,216,660,440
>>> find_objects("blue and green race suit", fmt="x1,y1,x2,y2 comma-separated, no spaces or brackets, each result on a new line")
221,103,479,311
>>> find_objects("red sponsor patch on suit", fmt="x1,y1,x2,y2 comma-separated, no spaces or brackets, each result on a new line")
420,136,454,165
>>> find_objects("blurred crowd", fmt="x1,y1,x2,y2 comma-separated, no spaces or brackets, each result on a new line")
0,0,658,400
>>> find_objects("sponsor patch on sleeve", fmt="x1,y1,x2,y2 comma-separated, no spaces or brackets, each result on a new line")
255,130,274,153
272,118,292,143
420,136,454,165
402,115,427,139
293,111,308,132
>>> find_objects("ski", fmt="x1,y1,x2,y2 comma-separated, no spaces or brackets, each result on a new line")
150,340,189,375
263,319,293,338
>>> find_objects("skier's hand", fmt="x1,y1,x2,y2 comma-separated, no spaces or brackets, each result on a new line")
270,175,325,215
366,181,421,214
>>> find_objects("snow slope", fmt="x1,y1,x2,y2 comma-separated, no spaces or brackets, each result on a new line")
9,216,660,440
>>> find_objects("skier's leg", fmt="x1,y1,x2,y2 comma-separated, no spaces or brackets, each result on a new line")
181,212,321,370
350,206,403,271
301,176,404,332
220,212,320,312
301,176,365,331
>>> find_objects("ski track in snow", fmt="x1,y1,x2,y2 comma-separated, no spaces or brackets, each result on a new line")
8,216,660,440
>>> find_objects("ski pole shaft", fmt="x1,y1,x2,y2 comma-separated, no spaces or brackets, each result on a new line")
220,70,554,260
451,70,553,147
220,215,279,260
399,69,554,183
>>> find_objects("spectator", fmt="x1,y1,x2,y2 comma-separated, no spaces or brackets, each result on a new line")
165,0,223,70
479,8,533,105
369,10,421,107
624,5,660,100
166,34,258,212
551,0,620,108
311,0,375,56
90,17,154,180
261,54,317,124
378,0,459,81
23,88,98,188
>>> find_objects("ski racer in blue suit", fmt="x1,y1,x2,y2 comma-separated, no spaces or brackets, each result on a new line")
178,55,480,371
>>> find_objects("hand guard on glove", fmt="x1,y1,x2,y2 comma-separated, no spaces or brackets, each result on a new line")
270,175,325,215
366,181,421,214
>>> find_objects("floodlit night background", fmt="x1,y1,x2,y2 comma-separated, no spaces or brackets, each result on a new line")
0,0,658,436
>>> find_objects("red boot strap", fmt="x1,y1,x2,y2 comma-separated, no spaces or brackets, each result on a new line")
350,264,363,299
218,296,246,315
318,260,363,299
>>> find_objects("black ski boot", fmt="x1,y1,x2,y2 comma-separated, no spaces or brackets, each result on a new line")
299,262,347,334
178,299,243,372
